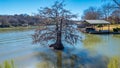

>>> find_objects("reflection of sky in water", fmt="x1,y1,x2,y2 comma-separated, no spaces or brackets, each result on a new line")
0,30,120,68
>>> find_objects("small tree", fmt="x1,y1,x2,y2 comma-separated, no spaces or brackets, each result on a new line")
82,7,102,20
32,1,81,50
101,3,114,20
111,9,120,24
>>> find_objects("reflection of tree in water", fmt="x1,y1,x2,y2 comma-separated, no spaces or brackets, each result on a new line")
35,48,108,68
83,34,102,48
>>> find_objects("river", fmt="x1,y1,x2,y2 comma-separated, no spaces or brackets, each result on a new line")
0,29,120,68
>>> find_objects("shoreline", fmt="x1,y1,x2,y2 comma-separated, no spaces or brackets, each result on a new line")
0,26,39,32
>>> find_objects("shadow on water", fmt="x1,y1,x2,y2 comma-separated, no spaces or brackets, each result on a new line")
33,47,109,68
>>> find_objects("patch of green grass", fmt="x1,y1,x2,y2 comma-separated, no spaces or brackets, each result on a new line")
0,60,15,68
4,61,12,68
11,60,14,68
108,56,120,68
0,64,2,68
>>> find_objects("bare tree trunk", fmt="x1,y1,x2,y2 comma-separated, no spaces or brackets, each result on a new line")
49,19,64,50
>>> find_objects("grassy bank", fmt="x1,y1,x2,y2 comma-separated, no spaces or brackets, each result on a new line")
0,26,40,32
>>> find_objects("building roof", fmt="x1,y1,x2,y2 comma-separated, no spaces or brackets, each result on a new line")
85,20,110,24
74,21,82,25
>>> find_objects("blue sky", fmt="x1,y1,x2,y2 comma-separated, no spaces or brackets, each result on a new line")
0,0,104,19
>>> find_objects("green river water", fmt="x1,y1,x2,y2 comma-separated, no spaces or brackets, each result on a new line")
0,29,120,68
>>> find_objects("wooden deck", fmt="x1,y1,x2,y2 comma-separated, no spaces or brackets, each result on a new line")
79,28,120,34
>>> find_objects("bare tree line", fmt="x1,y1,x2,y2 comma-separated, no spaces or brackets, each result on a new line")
82,0,120,24
0,14,43,28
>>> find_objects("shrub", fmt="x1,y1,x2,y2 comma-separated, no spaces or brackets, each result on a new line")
113,27,120,32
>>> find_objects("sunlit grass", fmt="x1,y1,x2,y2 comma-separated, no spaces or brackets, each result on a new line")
0,60,15,68
11,60,14,68
4,61,12,68
96,24,120,31
0,64,2,68
108,56,120,68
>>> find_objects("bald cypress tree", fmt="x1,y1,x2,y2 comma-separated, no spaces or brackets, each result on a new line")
32,1,81,50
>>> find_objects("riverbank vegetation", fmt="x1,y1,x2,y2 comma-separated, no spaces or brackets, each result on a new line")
108,56,120,68
0,0,120,68
0,14,42,28
0,60,14,68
